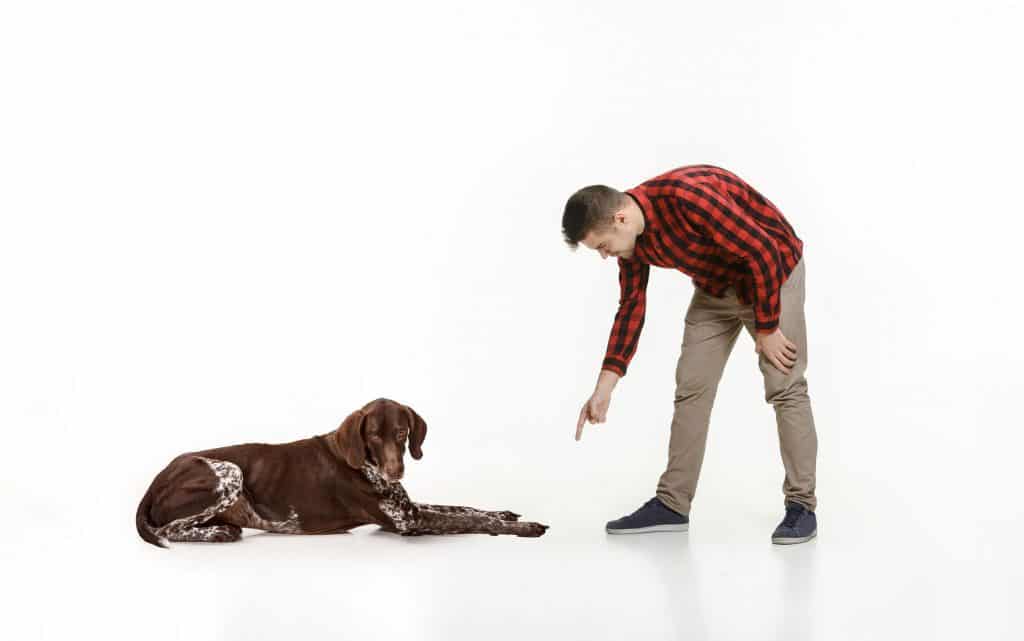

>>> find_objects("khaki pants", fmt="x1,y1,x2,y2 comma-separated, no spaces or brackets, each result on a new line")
656,256,818,515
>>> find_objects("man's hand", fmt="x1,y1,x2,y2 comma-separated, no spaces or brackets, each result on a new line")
575,370,620,441
755,328,798,375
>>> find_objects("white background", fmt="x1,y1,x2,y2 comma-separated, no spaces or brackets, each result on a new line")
2,1,1022,639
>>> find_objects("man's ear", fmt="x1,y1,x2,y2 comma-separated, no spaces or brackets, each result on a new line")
335,410,367,469
404,407,427,460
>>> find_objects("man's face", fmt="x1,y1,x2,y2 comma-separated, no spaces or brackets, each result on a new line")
580,213,637,260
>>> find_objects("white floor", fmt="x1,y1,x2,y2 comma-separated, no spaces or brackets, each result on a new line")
4,485,1020,641
4,1,1024,635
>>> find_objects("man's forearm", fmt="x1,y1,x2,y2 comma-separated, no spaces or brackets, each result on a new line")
596,369,621,394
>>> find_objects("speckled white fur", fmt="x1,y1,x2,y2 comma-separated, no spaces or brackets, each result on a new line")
361,463,414,533
149,457,243,544
232,500,303,534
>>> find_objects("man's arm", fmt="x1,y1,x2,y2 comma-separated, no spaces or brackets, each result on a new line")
677,183,786,334
575,259,649,440
601,257,651,376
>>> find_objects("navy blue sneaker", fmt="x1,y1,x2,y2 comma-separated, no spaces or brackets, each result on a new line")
606,497,689,534
772,501,817,544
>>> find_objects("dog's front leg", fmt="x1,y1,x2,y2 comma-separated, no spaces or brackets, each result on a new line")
405,504,547,537
362,464,546,537
374,480,420,535
414,503,521,522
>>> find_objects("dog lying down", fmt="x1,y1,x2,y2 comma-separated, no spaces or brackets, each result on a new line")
136,398,548,547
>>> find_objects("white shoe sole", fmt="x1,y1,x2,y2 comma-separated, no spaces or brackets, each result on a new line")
772,529,817,545
606,523,689,534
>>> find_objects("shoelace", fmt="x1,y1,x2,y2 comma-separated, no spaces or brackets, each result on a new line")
630,498,660,517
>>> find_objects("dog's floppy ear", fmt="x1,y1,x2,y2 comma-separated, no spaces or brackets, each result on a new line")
335,410,367,469
404,406,427,460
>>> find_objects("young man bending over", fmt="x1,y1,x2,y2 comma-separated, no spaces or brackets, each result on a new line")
562,164,818,545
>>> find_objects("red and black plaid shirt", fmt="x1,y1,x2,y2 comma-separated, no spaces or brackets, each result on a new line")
602,164,804,377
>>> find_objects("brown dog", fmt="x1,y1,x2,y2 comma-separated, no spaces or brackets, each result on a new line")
136,398,548,547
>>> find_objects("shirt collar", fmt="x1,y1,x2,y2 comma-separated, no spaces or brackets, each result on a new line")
625,186,657,236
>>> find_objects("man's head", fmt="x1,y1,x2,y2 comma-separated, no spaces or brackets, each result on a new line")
561,185,644,260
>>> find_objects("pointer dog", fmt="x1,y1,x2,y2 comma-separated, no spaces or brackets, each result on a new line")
136,398,548,547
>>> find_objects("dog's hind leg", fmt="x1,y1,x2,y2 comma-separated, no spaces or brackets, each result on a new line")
162,523,242,543
148,457,245,544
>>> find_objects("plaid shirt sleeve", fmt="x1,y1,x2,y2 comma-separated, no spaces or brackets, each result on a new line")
601,257,650,377
680,182,787,334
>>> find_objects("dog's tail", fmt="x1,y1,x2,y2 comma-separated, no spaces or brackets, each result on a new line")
136,482,167,549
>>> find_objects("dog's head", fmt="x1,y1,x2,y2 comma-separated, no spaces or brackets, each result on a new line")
332,398,427,481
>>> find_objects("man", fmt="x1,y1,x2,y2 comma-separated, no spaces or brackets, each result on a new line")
562,164,818,545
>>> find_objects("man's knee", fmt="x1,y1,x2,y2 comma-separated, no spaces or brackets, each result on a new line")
764,375,809,406
675,379,719,406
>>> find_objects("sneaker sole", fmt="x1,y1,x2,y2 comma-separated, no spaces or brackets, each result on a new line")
606,523,689,534
772,529,817,545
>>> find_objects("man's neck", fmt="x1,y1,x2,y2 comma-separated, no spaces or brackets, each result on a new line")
631,198,646,235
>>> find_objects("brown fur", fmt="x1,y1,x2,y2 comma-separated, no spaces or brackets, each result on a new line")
136,398,548,547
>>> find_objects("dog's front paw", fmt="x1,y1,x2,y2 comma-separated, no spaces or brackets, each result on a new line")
516,522,549,538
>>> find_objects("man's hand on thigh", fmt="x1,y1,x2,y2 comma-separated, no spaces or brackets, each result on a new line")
755,329,798,375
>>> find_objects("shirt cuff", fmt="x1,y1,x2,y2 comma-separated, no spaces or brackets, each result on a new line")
601,357,627,377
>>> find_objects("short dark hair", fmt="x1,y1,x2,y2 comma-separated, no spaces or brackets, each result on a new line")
561,185,628,249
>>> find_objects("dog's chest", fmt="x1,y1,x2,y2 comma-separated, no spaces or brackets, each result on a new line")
360,464,415,533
